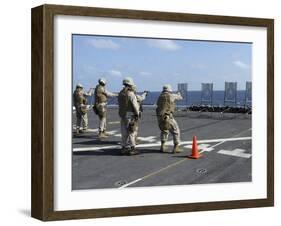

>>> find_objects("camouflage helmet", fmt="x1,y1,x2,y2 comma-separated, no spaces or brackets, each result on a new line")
98,78,106,85
163,84,172,92
76,83,83,89
123,77,134,86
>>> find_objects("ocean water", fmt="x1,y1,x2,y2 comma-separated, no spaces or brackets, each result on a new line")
87,90,251,107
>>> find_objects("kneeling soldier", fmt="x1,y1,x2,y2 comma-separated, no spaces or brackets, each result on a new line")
156,84,183,153
93,78,117,138
118,77,140,155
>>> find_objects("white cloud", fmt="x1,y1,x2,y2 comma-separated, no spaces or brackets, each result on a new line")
147,40,180,51
108,69,122,77
233,60,250,69
139,71,151,76
87,39,120,50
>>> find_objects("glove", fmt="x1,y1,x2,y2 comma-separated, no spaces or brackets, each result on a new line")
177,91,183,98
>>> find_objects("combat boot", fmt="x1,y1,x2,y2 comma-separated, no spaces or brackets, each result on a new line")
98,131,107,139
120,147,129,155
160,141,166,153
129,147,139,156
173,144,181,154
102,130,109,137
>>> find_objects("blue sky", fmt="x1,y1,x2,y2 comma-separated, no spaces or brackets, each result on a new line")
72,35,252,92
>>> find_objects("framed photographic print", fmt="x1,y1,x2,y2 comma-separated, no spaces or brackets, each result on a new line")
31,4,274,221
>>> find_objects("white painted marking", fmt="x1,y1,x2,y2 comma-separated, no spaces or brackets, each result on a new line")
108,121,120,125
204,128,252,152
106,130,117,135
72,127,99,133
137,136,157,143
86,129,99,132
119,178,142,188
73,136,251,152
218,149,251,158
208,140,226,149
191,137,251,146
184,144,215,152
114,133,122,137
72,128,119,134
74,145,120,152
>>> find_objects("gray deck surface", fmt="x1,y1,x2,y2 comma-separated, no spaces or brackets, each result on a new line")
72,107,251,190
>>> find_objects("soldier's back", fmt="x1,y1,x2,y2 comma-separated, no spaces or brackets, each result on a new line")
156,92,173,116
95,84,107,103
73,90,84,105
118,87,129,117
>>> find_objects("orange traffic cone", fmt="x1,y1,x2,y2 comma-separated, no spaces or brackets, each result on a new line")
188,136,202,159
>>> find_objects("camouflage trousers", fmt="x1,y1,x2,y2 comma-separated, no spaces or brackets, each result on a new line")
120,113,138,149
96,103,107,133
76,107,88,130
157,115,180,145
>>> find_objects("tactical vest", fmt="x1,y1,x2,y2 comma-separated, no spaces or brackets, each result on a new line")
118,87,134,117
73,90,85,107
156,92,175,116
95,85,107,104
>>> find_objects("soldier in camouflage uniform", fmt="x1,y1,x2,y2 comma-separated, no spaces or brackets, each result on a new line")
93,78,117,138
156,84,183,153
118,78,140,155
73,83,93,134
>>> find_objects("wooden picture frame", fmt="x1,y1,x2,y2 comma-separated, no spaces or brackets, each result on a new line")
31,4,274,221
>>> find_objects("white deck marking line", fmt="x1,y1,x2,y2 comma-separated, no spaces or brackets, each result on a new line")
137,136,157,143
218,149,251,158
106,130,117,135
73,136,251,152
72,127,99,132
185,144,215,152
114,133,122,137
73,145,120,152
86,129,99,132
119,159,187,189
199,128,252,154
199,140,225,154
119,178,142,188
108,121,120,125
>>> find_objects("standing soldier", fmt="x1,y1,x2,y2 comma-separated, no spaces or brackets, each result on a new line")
73,83,93,134
156,84,183,153
118,77,140,155
93,78,117,138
